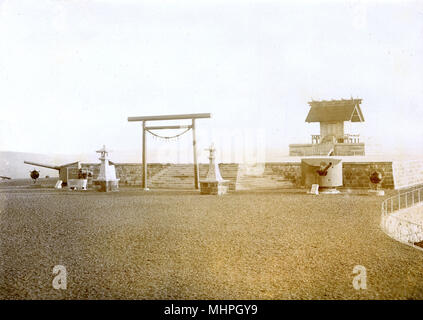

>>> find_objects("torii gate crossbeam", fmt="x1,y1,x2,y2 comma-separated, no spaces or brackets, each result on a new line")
128,113,211,190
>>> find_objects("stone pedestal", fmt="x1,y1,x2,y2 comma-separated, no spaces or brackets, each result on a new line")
200,144,229,195
368,189,385,196
96,180,119,192
29,183,42,188
68,179,87,190
200,180,229,195
319,187,341,194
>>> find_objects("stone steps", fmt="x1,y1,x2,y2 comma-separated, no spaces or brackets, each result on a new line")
148,164,239,190
235,164,296,190
149,165,195,189
147,163,294,190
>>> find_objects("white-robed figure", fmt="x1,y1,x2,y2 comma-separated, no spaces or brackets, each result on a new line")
200,143,229,195
204,143,224,182
94,145,119,192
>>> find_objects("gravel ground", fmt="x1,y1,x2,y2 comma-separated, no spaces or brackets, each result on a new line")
1,179,423,299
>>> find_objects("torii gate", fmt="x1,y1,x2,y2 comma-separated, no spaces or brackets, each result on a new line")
128,113,211,190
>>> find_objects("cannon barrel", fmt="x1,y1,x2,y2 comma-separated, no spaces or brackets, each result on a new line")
24,161,60,170
316,162,332,176
59,161,81,169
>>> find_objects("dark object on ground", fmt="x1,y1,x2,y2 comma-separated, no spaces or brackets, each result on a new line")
414,241,423,248
30,169,40,183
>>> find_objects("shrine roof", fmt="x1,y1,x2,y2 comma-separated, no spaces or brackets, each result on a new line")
305,98,364,123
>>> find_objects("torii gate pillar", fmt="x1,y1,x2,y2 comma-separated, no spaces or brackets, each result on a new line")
142,120,148,190
192,118,199,189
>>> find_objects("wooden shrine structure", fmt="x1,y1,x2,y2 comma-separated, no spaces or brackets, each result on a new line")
289,98,365,156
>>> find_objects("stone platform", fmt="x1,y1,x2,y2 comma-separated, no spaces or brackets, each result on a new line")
81,155,423,191
289,143,365,157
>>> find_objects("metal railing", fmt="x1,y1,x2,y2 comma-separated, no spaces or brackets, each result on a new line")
381,187,423,247
311,135,321,144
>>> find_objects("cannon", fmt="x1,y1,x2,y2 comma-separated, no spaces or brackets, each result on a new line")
301,157,343,194
24,160,81,186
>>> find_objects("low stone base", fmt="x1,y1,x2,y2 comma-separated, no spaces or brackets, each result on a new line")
30,183,42,188
94,180,119,192
368,189,385,196
319,187,341,194
200,180,229,195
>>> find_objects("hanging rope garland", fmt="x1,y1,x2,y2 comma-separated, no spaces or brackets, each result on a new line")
146,127,191,141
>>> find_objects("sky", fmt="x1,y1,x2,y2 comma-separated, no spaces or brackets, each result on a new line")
0,0,422,163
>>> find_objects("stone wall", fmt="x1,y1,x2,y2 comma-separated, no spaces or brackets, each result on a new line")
265,163,302,187
81,159,423,191
342,162,394,189
334,143,365,156
392,160,423,190
289,144,333,156
381,203,423,246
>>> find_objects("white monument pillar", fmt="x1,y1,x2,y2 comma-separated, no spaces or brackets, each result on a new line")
94,145,119,192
